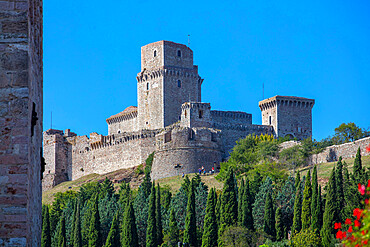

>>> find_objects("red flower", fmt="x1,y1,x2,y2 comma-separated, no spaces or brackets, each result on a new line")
367,179,370,188
355,220,361,227
358,183,366,195
348,226,353,233
354,208,363,220
336,230,346,240
345,218,352,225
365,198,369,205
334,222,342,229
363,240,368,245
362,230,366,236
366,144,370,153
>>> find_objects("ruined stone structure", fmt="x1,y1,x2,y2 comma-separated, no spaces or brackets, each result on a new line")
0,0,43,246
43,40,314,189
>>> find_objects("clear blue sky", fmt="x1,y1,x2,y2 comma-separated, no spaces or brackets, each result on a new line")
44,0,370,141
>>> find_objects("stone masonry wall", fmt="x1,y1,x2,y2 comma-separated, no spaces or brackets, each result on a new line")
151,126,222,180
310,136,370,165
0,0,43,246
42,130,159,187
107,113,138,135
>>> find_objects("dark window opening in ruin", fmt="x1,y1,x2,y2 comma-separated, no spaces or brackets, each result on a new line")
164,131,172,143
211,133,217,142
269,116,272,125
178,80,181,88
177,50,181,57
199,110,203,119
189,129,195,140
185,110,187,118
146,122,148,125
118,130,121,134
178,116,181,121
31,102,38,137
146,83,149,90
154,50,157,57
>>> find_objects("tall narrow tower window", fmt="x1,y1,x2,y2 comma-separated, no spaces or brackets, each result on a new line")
177,50,181,57
269,116,272,125
146,83,149,90
177,80,181,88
154,50,157,57
199,110,203,119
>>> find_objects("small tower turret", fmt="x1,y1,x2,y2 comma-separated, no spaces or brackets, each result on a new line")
259,96,315,139
180,102,212,128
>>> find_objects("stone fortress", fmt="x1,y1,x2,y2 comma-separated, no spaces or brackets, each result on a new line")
42,40,316,190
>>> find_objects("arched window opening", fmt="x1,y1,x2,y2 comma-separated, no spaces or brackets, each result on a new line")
269,116,272,125
146,83,149,90
185,110,187,118
154,50,157,57
178,80,181,88
177,50,181,57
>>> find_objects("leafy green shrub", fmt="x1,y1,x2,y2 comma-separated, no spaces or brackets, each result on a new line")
289,229,321,247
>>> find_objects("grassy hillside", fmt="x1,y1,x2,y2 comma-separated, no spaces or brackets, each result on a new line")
298,155,370,185
42,155,370,205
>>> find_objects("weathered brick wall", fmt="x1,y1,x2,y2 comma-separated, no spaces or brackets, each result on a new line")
310,137,370,164
0,0,43,245
151,126,222,180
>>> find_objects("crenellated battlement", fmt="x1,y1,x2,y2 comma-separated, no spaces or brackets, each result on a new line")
259,95,315,111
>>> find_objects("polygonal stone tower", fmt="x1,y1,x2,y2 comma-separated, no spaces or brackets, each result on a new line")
136,41,203,130
259,96,315,140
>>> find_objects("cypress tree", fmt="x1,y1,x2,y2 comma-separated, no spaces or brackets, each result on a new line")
241,178,254,231
275,207,284,241
41,205,51,247
353,147,363,183
122,201,139,247
156,184,163,246
301,170,312,230
317,186,323,230
218,168,238,245
88,195,102,247
263,192,275,240
72,200,82,247
335,157,345,222
202,188,218,247
237,179,245,225
291,181,302,235
166,208,179,247
252,177,273,230
310,165,318,230
57,215,67,247
321,167,337,247
294,171,301,190
146,183,157,247
104,212,120,247
183,180,197,247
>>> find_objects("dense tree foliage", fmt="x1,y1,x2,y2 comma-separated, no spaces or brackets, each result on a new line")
41,134,369,247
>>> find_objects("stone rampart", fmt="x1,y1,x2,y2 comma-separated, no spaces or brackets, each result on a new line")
151,126,222,180
211,110,252,126
310,137,370,164
42,129,160,188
